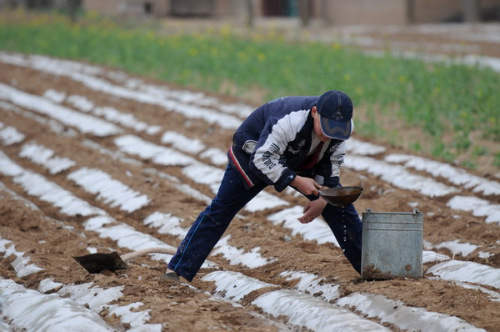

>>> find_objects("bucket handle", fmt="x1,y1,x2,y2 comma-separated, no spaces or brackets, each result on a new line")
365,208,422,215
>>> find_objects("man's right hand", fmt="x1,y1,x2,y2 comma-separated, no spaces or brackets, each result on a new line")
290,175,324,196
298,197,328,224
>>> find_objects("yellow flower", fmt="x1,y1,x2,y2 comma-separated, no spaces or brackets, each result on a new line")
85,10,100,21
219,25,231,37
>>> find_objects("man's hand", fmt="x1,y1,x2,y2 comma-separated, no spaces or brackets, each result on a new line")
290,175,324,196
298,198,327,224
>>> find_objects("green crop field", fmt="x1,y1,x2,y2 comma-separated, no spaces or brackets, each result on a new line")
1,9,498,171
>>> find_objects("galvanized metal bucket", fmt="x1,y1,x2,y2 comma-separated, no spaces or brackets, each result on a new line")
361,209,423,280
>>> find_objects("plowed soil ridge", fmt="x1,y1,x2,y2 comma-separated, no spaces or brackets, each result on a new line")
0,52,499,332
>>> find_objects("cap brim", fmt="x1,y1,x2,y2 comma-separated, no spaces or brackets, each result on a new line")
320,117,352,140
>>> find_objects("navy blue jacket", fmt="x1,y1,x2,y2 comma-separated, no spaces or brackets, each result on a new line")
228,96,346,192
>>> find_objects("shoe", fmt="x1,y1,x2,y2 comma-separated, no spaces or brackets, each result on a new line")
159,271,180,284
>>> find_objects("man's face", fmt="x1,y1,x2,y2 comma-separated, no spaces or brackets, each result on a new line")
311,106,330,142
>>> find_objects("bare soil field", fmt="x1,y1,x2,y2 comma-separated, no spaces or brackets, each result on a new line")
0,23,499,332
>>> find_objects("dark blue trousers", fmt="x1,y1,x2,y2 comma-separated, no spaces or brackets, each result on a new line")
168,165,362,282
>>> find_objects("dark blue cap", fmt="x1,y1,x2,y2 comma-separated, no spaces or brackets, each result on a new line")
316,90,353,140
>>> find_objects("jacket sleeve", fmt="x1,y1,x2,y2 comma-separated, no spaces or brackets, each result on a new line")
249,112,306,192
313,140,346,188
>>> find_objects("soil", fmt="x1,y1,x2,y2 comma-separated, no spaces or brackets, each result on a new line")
1,22,499,331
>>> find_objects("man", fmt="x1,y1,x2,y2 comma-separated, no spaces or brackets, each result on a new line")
162,90,362,283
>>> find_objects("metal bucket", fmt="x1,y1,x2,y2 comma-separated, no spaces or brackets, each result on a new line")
361,209,423,280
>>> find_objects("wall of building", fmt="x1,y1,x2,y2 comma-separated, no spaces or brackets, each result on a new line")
411,0,463,23
322,0,408,25
84,0,168,17
84,0,123,16
215,0,234,17
148,0,169,16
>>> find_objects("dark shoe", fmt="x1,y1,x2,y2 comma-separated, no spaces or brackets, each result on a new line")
159,271,180,284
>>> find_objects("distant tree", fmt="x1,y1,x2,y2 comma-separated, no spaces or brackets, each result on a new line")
67,0,79,23
463,0,480,22
298,0,311,26
245,0,254,27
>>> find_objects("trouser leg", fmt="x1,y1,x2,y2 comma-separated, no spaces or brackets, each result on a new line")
168,165,266,281
321,203,363,274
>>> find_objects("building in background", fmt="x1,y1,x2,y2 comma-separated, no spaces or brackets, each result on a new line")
1,0,499,24
84,0,500,24
0,0,72,9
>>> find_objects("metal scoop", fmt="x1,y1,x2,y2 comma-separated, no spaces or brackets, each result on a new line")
319,186,363,206
73,247,175,273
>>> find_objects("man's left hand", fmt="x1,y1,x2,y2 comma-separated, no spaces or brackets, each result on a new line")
298,198,328,224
